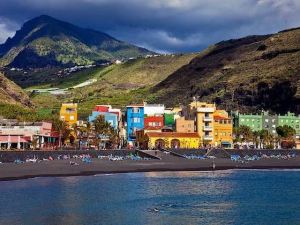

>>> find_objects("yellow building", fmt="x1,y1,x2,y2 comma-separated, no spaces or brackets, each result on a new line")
60,103,78,126
194,102,233,148
213,110,233,148
195,102,216,146
145,132,200,149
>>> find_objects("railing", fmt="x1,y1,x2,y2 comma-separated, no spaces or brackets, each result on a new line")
203,117,213,122
203,135,214,141
203,126,213,131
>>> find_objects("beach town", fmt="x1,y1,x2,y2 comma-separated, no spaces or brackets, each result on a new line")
1,100,300,181
1,101,300,151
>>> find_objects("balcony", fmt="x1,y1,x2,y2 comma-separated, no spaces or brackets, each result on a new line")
197,107,215,113
203,135,213,141
203,116,213,122
203,126,213,131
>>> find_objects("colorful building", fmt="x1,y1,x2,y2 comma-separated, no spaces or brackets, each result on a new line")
195,102,216,146
60,103,78,126
234,111,300,136
175,117,194,133
126,104,144,143
278,112,300,136
144,132,200,149
0,119,58,150
194,102,233,148
213,110,233,148
144,115,164,129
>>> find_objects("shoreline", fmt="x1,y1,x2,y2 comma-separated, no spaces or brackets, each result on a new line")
1,158,300,181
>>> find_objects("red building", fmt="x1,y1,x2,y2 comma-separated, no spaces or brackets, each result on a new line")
144,115,164,129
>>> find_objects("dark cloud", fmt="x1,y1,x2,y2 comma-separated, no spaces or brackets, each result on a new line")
0,0,300,53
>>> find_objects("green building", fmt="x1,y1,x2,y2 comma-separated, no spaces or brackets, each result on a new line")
233,111,300,136
164,113,175,127
234,112,262,131
278,112,300,135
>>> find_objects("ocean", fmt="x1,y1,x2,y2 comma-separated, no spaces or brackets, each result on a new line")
0,170,299,225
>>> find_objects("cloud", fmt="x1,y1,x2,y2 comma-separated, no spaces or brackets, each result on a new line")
0,0,300,52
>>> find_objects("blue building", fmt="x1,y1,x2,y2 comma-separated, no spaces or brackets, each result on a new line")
88,111,118,130
126,105,144,143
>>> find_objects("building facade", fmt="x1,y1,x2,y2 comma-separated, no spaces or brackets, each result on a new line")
195,102,216,146
175,117,194,133
195,102,233,148
234,111,300,136
145,132,200,149
60,103,78,126
0,120,58,150
126,105,144,143
213,110,233,148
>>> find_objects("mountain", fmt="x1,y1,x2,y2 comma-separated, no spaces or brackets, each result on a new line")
0,72,32,107
0,15,153,68
152,28,300,114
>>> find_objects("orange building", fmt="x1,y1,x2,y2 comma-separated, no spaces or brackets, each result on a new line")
194,102,233,148
213,110,233,148
175,117,195,133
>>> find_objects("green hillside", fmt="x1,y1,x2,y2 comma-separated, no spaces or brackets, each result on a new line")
29,54,197,117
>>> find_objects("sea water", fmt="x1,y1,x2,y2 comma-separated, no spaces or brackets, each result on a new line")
0,170,300,225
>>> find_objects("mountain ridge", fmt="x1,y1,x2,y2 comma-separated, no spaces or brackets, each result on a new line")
0,15,153,68
152,28,300,114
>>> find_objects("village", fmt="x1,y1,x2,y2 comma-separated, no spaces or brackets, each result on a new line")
0,101,299,150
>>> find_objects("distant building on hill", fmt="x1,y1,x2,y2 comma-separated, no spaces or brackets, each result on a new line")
60,103,78,126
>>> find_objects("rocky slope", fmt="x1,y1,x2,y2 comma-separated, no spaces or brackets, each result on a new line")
0,72,32,107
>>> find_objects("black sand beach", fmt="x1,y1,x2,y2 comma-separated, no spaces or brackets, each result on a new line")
1,157,300,181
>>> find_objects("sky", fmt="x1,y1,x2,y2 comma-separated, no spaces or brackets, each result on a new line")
0,0,300,53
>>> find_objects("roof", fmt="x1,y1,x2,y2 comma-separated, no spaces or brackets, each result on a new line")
126,104,144,108
0,136,29,143
214,115,231,120
146,132,200,138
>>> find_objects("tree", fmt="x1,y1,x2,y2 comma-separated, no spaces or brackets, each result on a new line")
53,118,70,150
234,125,253,143
93,115,118,149
276,125,296,139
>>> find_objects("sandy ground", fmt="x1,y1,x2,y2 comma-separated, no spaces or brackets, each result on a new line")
0,157,300,181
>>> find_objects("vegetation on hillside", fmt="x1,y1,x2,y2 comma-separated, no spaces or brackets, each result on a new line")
0,72,33,107
153,30,300,114
29,54,196,118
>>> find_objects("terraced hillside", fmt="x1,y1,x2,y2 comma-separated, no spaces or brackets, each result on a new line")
29,54,197,117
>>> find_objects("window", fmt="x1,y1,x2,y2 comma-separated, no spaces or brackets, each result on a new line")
133,118,140,123
132,108,140,113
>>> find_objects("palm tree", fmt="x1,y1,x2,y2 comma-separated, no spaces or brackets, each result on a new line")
94,115,116,150
53,118,70,150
